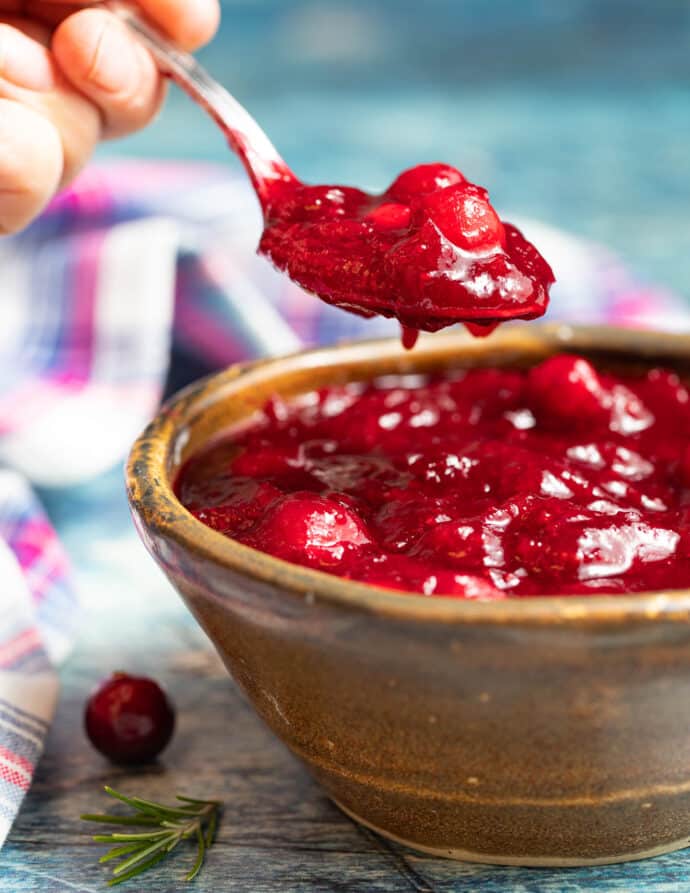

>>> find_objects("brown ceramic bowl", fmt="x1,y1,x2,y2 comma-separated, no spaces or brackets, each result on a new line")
126,324,690,866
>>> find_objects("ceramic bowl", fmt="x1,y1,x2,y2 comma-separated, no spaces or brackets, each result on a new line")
126,324,690,866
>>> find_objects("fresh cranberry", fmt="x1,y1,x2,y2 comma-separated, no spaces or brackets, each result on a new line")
85,673,175,764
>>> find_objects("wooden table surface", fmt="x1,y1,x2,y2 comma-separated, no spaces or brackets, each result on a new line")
1,471,690,892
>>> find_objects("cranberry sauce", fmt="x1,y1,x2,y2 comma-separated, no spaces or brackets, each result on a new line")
176,355,690,599
259,164,554,341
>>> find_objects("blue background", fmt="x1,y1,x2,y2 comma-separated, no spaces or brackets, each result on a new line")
102,0,690,300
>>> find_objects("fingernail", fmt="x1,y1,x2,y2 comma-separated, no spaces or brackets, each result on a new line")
0,25,55,91
86,18,139,93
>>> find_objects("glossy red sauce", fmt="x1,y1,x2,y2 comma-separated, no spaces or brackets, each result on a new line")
259,164,554,341
176,355,690,598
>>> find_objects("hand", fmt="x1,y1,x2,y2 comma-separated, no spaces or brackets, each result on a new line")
0,0,220,235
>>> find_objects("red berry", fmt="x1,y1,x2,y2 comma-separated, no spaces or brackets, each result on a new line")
423,183,505,251
85,673,175,764
528,354,654,435
245,492,371,568
528,354,607,426
387,163,465,202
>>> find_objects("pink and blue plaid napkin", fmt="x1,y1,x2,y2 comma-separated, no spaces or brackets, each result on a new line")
0,158,687,846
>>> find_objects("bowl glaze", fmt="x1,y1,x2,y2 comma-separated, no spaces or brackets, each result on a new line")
126,324,690,866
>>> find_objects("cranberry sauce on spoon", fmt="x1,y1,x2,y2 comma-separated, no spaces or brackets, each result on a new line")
177,354,690,599
109,8,553,343
258,163,555,342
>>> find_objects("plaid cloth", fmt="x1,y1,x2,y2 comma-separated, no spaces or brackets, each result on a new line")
0,158,687,846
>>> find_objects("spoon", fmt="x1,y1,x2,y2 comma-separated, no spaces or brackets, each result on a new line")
107,0,295,210
108,1,554,340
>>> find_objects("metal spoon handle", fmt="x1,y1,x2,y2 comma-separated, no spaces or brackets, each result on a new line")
107,0,294,206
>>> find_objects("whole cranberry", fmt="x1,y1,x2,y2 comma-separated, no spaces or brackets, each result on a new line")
423,183,505,252
387,162,466,202
527,354,607,427
244,491,371,569
85,673,175,764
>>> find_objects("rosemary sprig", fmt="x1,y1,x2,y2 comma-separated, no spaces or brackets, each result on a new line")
81,786,221,886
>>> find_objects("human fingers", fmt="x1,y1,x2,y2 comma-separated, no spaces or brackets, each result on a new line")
135,0,220,51
0,18,101,191
52,6,164,139
0,98,63,234
0,18,54,88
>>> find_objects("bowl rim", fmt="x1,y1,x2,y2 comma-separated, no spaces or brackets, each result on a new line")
126,323,690,627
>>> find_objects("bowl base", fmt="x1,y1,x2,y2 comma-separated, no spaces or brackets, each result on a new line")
333,798,690,867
